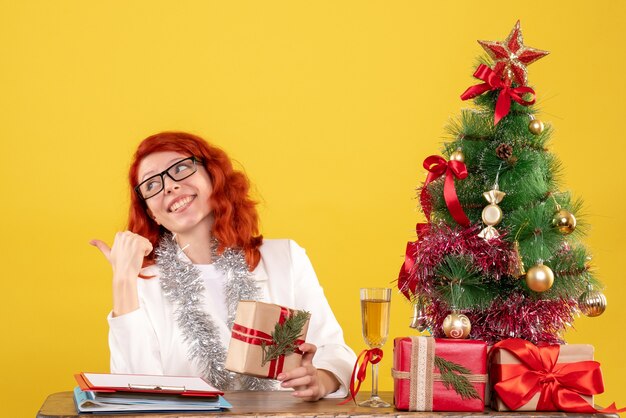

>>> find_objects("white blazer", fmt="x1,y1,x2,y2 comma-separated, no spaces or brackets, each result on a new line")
108,239,356,397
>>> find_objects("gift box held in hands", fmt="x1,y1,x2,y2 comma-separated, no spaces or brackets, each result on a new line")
392,336,487,411
225,301,310,379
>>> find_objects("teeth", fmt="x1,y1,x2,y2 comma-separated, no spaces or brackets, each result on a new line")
170,196,193,212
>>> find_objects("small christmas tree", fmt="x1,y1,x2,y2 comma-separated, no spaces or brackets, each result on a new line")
398,21,607,344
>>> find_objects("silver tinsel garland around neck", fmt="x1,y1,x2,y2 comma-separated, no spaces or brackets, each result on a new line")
155,233,275,391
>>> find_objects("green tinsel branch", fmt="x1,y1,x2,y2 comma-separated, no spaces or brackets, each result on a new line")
261,310,310,367
434,356,481,400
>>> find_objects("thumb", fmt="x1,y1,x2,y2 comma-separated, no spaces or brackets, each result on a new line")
89,239,112,262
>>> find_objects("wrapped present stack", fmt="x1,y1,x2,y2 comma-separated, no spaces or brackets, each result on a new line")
390,336,625,413
390,20,623,413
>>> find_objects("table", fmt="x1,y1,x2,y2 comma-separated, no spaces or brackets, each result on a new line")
37,391,617,418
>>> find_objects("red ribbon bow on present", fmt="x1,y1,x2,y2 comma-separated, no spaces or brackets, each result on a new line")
460,64,536,125
420,155,470,228
491,338,626,413
339,348,383,405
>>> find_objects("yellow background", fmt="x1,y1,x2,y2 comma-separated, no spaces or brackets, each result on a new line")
1,1,624,416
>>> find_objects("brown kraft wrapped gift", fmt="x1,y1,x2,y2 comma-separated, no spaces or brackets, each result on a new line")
490,339,594,411
225,301,310,379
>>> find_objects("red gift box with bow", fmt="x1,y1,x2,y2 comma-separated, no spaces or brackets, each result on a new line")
489,338,625,413
392,336,487,411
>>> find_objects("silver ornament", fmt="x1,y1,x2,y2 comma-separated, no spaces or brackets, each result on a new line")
409,302,427,332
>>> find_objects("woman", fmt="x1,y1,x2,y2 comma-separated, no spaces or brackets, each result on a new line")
91,131,356,400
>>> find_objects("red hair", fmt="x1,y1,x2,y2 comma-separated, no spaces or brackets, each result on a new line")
127,131,262,270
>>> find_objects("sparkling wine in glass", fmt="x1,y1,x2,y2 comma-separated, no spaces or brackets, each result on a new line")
359,288,391,407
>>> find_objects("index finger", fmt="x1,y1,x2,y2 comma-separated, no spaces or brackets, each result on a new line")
142,239,153,256
89,239,111,262
276,365,308,382
299,343,317,367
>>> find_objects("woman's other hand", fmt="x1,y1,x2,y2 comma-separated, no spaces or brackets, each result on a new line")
277,343,340,401
90,232,153,316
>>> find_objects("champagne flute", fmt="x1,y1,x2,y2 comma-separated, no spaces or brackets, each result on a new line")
359,287,391,407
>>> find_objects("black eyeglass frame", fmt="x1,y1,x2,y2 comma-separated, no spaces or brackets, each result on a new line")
135,156,199,200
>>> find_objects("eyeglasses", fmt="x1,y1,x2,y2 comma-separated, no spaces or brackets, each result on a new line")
135,157,199,200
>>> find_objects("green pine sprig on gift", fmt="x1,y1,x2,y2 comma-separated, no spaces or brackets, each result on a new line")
434,356,481,400
261,310,310,367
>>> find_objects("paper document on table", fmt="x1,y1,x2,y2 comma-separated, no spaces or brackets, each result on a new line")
75,372,223,396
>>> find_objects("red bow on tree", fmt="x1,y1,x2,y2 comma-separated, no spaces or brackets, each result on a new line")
460,64,536,125
491,338,626,413
420,155,470,228
400,156,470,299
397,233,417,299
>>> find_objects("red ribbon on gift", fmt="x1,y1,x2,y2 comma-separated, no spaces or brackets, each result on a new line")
339,348,383,405
491,338,626,413
231,307,305,379
420,155,470,228
460,64,536,125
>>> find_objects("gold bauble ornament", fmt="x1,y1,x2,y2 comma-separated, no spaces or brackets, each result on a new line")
449,148,465,163
442,311,471,339
528,119,544,135
552,209,577,234
525,262,554,292
578,285,607,317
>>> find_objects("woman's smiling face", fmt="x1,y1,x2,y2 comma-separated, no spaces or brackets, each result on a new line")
137,151,214,235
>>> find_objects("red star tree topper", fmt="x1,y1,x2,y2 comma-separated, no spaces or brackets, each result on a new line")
478,20,549,86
